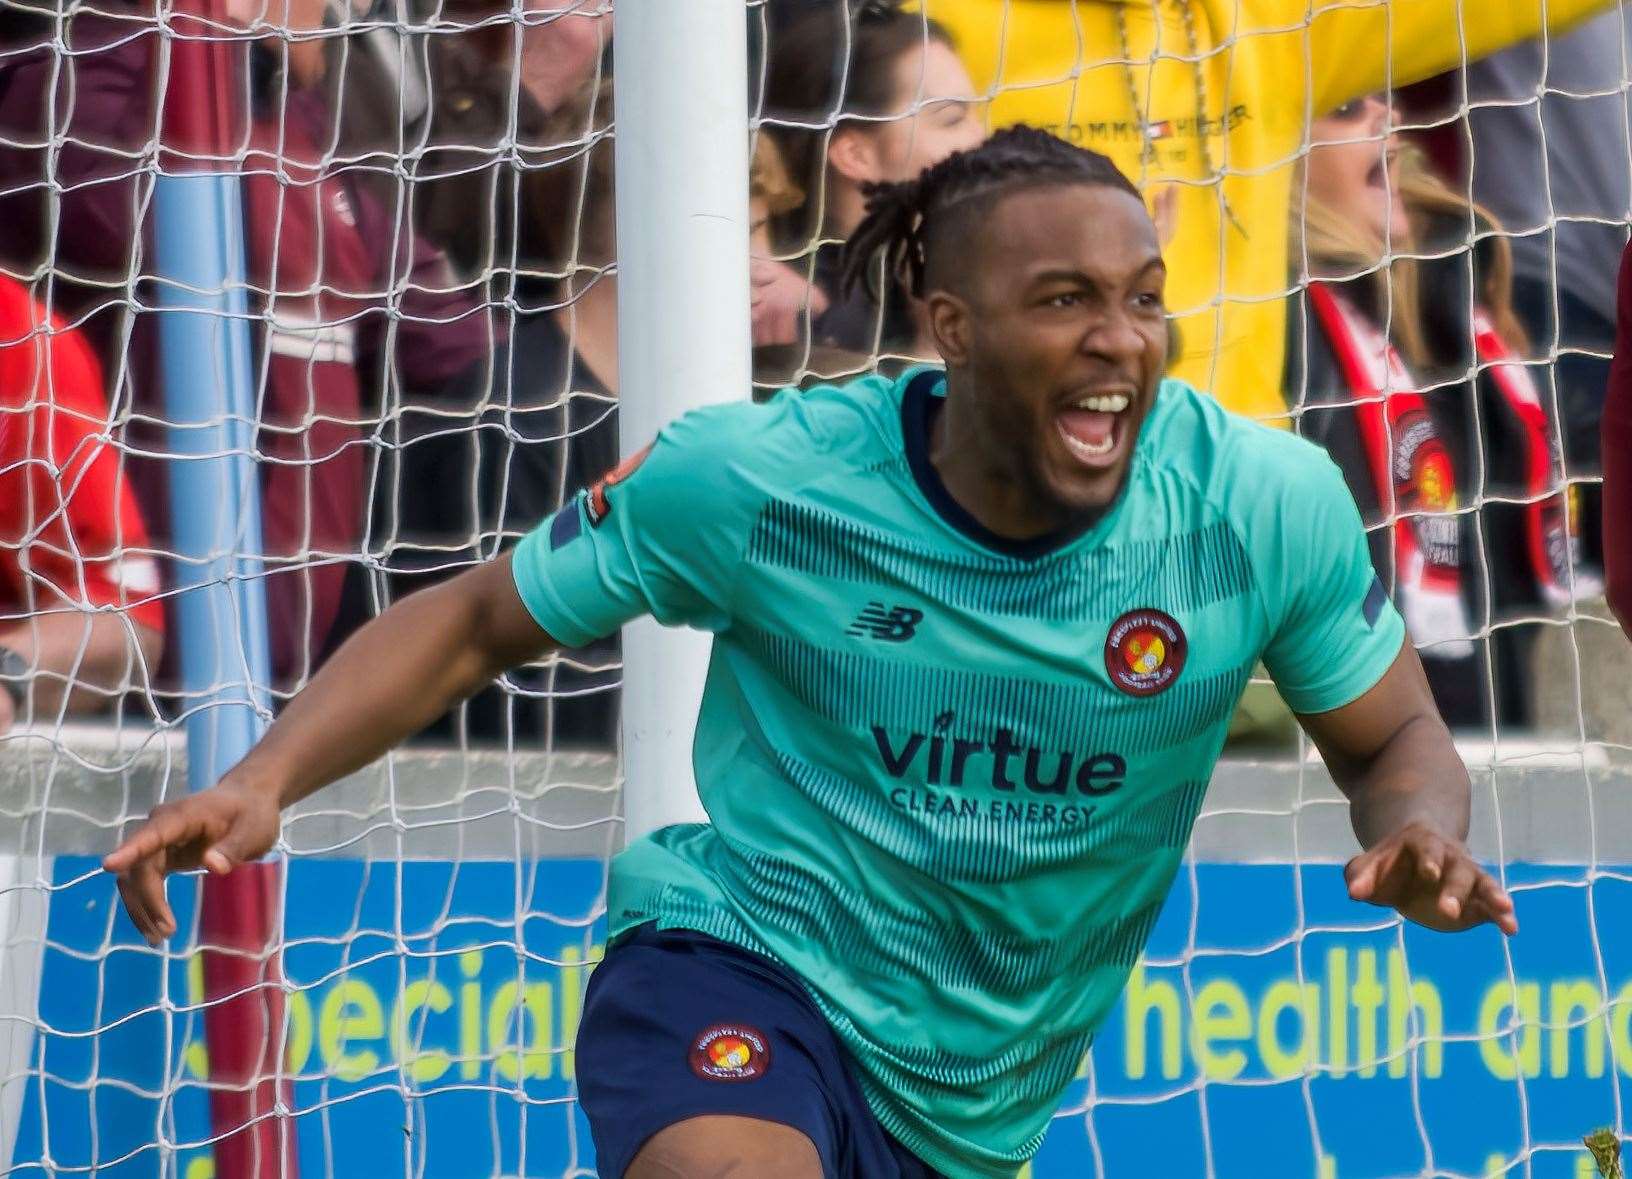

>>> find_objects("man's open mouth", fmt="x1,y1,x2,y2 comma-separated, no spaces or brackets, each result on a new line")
1056,391,1132,469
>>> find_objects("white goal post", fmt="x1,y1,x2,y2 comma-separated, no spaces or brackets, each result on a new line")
611,0,752,841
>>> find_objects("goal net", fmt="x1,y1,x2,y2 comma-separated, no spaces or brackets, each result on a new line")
1,0,1629,1176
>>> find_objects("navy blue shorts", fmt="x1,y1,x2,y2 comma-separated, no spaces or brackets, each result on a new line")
576,924,944,1179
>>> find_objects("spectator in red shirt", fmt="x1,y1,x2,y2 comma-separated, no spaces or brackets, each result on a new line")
1605,238,1632,637
0,274,164,734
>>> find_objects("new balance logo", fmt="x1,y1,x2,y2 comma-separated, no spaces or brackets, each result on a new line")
846,602,923,642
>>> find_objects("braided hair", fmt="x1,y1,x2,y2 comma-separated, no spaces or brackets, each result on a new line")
839,126,1143,303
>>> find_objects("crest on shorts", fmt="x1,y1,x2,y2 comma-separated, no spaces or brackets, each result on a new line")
585,444,652,526
1104,608,1187,697
688,1024,771,1082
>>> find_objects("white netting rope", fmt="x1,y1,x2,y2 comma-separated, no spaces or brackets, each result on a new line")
0,1,1629,1177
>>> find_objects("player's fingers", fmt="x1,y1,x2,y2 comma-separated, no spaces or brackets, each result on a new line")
102,820,173,874
1346,846,1392,901
1411,832,1446,886
206,811,258,868
114,872,156,942
1435,854,1480,922
1476,871,1515,913
116,804,215,874
118,861,174,943
1475,873,1520,935
140,870,178,941
1345,854,1375,899
1463,892,1520,937
202,848,234,875
1370,844,1422,906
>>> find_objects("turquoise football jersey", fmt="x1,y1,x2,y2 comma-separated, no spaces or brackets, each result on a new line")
512,369,1404,1179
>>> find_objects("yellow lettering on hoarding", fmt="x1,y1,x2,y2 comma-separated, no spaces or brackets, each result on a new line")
1610,982,1632,1076
1327,948,1349,1077
286,987,313,1072
171,945,1632,1094
1256,980,1320,1078
1191,979,1250,1080
1125,964,1182,1080
184,954,208,1080
1387,950,1443,1079
1549,981,1607,1079
177,943,607,1088
1478,981,1541,1080
1352,950,1384,1078
319,980,384,1082
460,950,483,1079
392,980,454,1083
488,980,555,1081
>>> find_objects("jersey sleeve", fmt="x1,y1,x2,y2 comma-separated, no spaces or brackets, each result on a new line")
509,402,766,648
1257,438,1406,715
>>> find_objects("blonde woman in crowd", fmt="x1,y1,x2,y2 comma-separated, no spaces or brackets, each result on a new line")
1288,95,1581,730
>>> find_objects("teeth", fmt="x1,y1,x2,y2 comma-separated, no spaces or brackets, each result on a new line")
1074,393,1130,413
1062,431,1116,460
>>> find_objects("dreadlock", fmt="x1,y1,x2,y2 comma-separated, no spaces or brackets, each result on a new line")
839,126,1143,303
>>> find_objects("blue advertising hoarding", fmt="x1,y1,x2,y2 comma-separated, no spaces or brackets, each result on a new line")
11,857,1631,1178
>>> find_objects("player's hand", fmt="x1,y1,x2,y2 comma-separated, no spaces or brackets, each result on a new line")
102,778,282,944
750,257,828,347
1345,822,1518,936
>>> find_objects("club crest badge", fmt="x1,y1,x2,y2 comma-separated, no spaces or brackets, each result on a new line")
688,1024,771,1082
1104,608,1187,697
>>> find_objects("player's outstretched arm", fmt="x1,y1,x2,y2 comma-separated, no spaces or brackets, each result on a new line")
103,554,558,942
1295,639,1518,938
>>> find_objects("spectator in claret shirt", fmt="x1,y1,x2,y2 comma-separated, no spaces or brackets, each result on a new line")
0,274,164,734
0,0,496,694
1604,239,1632,639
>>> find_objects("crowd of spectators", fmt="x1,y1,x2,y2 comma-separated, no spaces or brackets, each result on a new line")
0,0,1626,745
